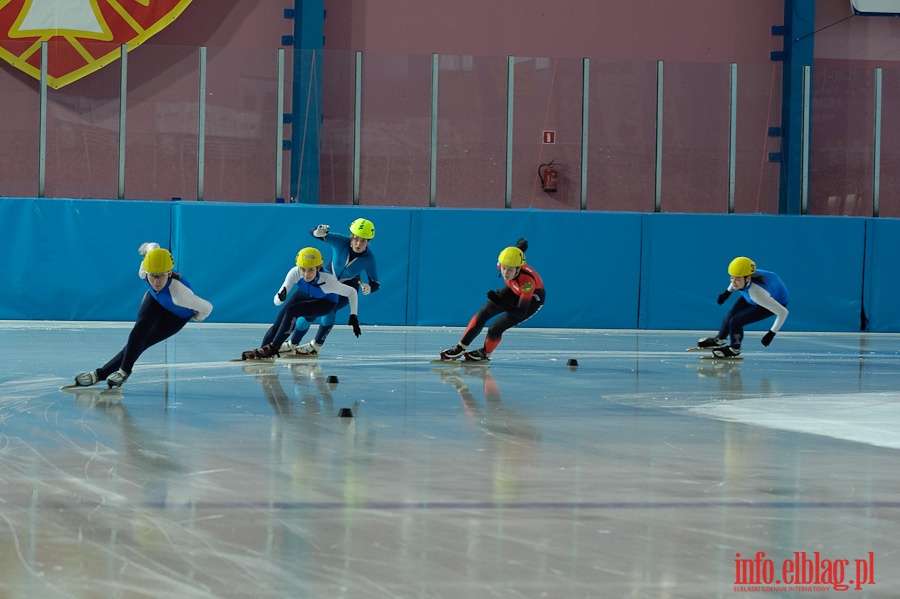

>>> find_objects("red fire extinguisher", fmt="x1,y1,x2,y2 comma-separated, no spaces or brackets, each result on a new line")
538,160,559,193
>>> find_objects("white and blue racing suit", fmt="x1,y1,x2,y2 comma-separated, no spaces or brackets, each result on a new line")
289,228,379,347
718,269,789,349
96,262,212,379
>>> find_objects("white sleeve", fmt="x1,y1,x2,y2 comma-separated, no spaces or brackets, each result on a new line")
747,284,789,333
139,242,160,255
169,280,214,322
319,273,359,315
275,268,302,305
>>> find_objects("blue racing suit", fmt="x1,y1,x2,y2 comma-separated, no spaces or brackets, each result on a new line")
289,228,379,346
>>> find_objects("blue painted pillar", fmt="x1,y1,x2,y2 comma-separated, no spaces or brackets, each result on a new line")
289,0,324,203
776,0,815,214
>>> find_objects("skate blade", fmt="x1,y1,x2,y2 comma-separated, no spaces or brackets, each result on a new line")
230,358,275,363
430,359,490,367
699,355,743,361
61,385,123,395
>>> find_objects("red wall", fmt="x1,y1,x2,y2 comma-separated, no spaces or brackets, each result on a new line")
325,0,784,64
6,1,900,210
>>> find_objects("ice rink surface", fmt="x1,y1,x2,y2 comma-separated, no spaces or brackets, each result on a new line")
1,322,899,598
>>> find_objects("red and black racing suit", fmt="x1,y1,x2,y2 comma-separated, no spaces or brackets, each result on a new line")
459,264,545,354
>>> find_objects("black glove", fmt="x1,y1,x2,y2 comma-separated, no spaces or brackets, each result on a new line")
516,237,528,252
487,290,506,307
717,290,731,305
278,287,287,302
761,330,776,347
349,314,361,337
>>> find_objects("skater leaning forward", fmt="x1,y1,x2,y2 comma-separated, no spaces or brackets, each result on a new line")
440,238,545,362
281,217,379,357
73,242,213,389
242,247,361,360
697,256,789,358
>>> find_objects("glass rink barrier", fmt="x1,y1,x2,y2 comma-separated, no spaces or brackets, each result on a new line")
1,322,898,598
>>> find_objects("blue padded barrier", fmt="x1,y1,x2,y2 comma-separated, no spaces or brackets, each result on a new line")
412,209,643,329
173,203,412,325
863,218,900,332
640,214,865,332
0,197,883,332
0,198,171,321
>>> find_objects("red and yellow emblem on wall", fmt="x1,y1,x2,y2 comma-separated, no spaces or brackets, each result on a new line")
0,0,193,89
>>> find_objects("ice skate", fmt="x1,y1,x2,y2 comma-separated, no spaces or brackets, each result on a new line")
438,345,465,361
290,341,320,357
697,337,726,349
106,369,130,389
74,370,99,387
241,349,263,360
241,343,279,361
463,348,490,362
711,346,741,358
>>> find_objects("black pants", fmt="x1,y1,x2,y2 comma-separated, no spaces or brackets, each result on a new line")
261,292,339,348
717,296,781,349
98,292,190,378
460,287,545,352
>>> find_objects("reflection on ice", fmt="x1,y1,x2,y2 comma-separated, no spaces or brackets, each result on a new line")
1,324,900,597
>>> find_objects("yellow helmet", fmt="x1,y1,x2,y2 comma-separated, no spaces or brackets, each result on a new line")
349,218,375,240
296,247,324,268
728,256,756,277
497,247,525,267
142,248,174,274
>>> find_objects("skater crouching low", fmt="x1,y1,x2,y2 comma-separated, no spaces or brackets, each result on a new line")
73,242,213,389
242,247,361,360
440,239,545,362
282,217,380,357
697,256,789,358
